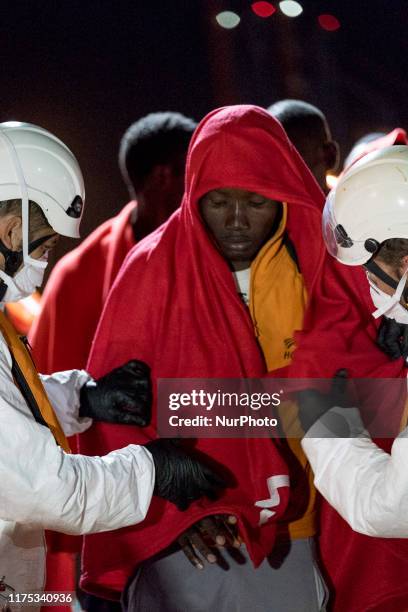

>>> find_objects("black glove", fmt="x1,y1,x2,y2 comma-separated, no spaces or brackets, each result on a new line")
377,316,408,361
79,359,152,426
297,369,350,432
145,439,227,511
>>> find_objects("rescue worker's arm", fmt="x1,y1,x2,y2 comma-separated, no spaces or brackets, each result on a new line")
0,394,155,534
41,359,152,437
40,369,92,436
302,410,408,538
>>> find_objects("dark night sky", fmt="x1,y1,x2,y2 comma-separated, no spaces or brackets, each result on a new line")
1,0,406,267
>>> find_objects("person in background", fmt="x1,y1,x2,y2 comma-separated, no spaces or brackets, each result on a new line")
268,99,339,193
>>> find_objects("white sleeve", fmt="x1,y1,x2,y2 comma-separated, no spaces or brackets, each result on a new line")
302,408,408,537
0,333,154,534
0,396,155,534
40,369,93,436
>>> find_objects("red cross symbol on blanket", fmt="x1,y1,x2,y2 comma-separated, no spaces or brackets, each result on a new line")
255,475,290,525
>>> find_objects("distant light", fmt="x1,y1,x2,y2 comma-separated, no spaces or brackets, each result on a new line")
326,174,338,190
251,2,276,18
318,14,341,32
279,1,303,17
19,294,41,316
216,11,241,29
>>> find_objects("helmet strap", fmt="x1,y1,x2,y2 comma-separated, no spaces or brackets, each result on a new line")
364,260,398,290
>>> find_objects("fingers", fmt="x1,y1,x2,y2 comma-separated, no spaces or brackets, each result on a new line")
210,515,240,548
195,515,240,549
197,516,226,546
178,515,242,571
178,528,217,568
178,532,204,570
189,528,218,563
218,515,241,548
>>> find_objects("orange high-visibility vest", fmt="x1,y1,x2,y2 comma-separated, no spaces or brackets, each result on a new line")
0,310,70,452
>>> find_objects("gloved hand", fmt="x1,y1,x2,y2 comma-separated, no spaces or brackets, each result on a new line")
145,439,227,511
297,369,350,432
79,359,152,426
377,316,408,361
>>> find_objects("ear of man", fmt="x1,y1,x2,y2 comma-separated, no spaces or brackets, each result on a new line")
2,215,22,251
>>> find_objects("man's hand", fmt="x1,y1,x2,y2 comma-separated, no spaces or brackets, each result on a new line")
145,439,227,510
377,316,408,361
79,359,152,426
297,368,350,432
178,515,241,569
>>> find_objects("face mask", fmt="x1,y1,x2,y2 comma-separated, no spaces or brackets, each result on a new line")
0,255,47,303
367,270,408,323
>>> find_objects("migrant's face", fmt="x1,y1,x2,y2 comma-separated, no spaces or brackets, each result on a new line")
199,188,281,271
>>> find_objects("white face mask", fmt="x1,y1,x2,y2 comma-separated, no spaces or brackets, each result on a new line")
0,255,48,303
368,270,408,324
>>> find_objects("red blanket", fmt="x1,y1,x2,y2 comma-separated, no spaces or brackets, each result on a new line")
79,105,327,598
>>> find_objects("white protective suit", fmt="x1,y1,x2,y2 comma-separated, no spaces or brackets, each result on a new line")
0,330,154,608
302,406,408,538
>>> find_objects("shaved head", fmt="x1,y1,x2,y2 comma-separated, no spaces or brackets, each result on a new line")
268,99,338,192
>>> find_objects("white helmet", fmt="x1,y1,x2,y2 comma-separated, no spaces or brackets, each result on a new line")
323,145,408,265
0,122,84,242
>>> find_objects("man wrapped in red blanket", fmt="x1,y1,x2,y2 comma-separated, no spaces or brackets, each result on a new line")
79,105,334,611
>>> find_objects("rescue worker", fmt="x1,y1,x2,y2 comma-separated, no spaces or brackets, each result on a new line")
302,145,408,537
0,121,224,609
286,143,408,612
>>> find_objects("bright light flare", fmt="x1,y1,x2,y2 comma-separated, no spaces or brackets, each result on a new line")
279,1,303,18
216,11,241,29
251,2,276,18
326,174,338,190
